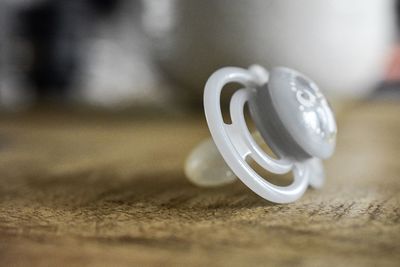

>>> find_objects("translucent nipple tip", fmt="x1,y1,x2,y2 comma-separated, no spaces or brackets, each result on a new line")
184,139,237,187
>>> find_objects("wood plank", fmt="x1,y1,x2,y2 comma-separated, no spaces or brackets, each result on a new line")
0,101,399,266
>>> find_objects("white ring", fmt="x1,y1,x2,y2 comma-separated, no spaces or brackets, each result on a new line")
204,67,310,203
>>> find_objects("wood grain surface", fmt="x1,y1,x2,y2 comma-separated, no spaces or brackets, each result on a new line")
0,101,399,267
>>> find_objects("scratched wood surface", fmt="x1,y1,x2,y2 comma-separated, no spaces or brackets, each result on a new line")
0,101,399,267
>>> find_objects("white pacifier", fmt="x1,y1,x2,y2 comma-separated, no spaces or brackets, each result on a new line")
185,65,337,203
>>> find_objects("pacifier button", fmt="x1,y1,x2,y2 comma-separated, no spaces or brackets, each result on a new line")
268,67,337,159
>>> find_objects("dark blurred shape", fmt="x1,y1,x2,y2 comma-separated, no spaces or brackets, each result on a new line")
18,0,121,101
20,1,81,99
90,0,121,17
396,0,400,29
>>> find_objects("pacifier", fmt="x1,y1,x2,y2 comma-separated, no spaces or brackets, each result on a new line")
185,65,337,203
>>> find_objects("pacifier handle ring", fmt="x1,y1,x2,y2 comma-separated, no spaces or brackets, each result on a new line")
204,67,309,203
229,88,293,174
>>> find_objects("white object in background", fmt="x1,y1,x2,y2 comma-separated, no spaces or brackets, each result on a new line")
76,1,171,109
144,0,396,100
185,65,337,203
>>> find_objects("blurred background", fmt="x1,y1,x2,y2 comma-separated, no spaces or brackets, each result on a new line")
1,0,399,113
1,3,400,265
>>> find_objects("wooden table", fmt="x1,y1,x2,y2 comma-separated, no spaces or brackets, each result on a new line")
0,101,399,266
